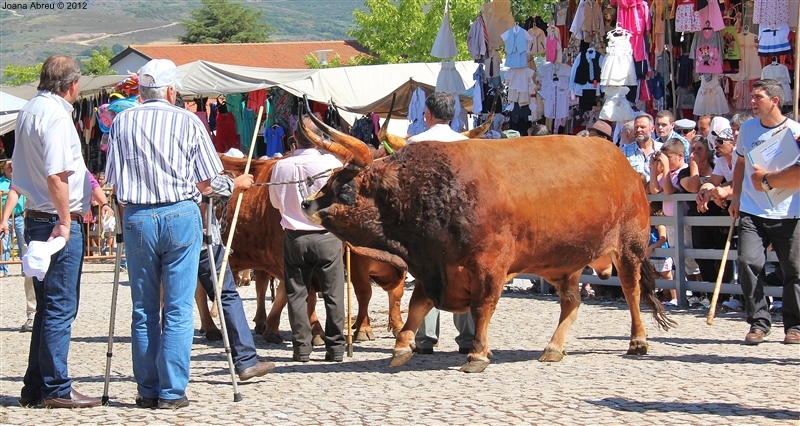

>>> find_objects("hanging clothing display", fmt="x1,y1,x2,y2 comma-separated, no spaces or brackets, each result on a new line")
761,62,794,105
599,86,636,121
537,62,572,120
697,1,726,31
482,0,515,49
570,0,604,42
757,24,793,57
611,0,651,62
693,74,730,115
432,1,458,59
600,28,637,86
676,0,702,33
730,31,762,80
468,14,489,60
719,25,741,60
690,29,724,74
527,26,546,55
570,48,605,95
265,124,285,157
407,87,427,136
753,0,790,25
652,0,666,55
501,25,533,68
505,67,536,105
545,26,562,63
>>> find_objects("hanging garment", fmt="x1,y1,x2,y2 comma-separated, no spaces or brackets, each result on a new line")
599,86,636,121
570,0,604,41
652,0,666,55
209,103,218,131
214,112,238,153
720,25,741,60
758,24,793,57
545,29,562,63
407,87,427,136
468,14,489,60
761,62,794,105
694,74,730,115
432,2,457,58
527,26,546,55
505,67,536,105
675,0,702,33
730,31,763,80
537,62,572,120
600,30,638,86
472,65,484,115
239,107,256,152
690,29,724,74
753,0,790,25
570,49,605,94
697,1,725,31
265,125,285,157
483,0,515,49
610,0,651,61
732,79,756,110
501,25,533,68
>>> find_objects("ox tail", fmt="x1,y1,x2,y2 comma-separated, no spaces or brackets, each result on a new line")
639,258,677,331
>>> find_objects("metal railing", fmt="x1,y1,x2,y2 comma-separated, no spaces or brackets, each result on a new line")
520,193,781,307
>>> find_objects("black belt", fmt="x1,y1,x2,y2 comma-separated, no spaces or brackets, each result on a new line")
26,211,83,222
286,229,329,236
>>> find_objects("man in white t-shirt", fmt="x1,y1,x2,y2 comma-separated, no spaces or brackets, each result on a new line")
729,79,800,346
406,92,476,355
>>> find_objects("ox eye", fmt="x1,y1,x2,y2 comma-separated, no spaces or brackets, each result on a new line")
337,181,356,206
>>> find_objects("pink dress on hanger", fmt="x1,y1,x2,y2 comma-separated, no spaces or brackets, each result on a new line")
545,32,561,63
696,1,725,31
610,0,650,61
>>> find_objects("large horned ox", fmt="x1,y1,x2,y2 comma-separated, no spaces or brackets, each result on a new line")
300,111,675,373
195,154,407,343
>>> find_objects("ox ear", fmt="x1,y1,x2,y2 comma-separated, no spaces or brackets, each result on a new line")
375,161,401,199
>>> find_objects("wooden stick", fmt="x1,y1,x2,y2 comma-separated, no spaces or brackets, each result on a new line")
706,216,736,325
216,106,264,292
346,245,353,357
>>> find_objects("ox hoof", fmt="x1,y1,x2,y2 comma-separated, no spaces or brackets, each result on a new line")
538,348,566,363
389,348,413,368
459,358,490,373
312,335,325,347
262,332,284,344
626,339,649,356
390,328,402,338
203,328,222,342
355,330,376,342
254,324,266,335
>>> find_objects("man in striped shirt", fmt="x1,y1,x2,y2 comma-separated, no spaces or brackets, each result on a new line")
106,59,222,410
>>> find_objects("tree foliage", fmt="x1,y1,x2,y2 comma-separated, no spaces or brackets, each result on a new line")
83,47,115,76
179,0,274,44
349,0,558,64
2,63,42,86
303,53,373,69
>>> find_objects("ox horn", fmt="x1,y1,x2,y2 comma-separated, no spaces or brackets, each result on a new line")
461,90,499,139
376,93,408,152
296,107,351,161
303,95,372,168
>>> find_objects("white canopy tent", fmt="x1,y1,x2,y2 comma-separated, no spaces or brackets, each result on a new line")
0,91,30,136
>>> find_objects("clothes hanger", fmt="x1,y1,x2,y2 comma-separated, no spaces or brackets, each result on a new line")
703,21,712,30
743,25,749,35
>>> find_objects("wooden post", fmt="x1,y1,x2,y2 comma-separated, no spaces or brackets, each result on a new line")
795,10,800,121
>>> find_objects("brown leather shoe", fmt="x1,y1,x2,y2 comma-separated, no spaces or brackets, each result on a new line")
43,389,101,409
238,360,275,381
784,330,800,344
744,328,769,345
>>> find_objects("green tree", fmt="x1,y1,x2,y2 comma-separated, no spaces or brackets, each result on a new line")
349,0,558,64
2,63,42,86
83,47,115,76
303,53,373,69
179,0,274,44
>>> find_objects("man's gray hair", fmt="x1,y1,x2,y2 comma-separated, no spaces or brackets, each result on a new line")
730,112,753,127
753,79,785,108
139,85,172,101
622,121,635,132
425,92,456,121
37,55,81,95
635,112,654,125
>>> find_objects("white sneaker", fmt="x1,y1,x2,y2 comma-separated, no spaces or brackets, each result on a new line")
20,319,33,332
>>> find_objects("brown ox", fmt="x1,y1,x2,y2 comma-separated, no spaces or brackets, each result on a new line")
195,155,406,343
299,112,675,373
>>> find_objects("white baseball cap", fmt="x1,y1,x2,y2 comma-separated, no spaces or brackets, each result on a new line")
139,59,178,88
22,237,66,280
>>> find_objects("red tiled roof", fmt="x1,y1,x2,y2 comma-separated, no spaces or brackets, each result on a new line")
122,41,371,69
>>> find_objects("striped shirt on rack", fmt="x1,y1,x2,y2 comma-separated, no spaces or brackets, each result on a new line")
106,99,222,205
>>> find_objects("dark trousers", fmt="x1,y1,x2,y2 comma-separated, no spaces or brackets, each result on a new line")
737,213,800,333
197,244,258,372
283,230,345,355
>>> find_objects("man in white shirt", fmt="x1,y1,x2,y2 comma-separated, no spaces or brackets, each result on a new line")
729,79,800,346
11,55,99,409
406,92,476,355
269,116,346,362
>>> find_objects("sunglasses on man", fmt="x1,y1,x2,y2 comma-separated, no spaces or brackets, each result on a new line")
677,128,694,135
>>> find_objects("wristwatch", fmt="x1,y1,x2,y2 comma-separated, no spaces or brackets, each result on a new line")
761,174,772,192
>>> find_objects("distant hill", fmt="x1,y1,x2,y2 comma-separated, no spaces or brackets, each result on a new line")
0,0,365,76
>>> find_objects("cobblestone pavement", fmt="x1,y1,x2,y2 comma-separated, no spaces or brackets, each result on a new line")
0,262,798,425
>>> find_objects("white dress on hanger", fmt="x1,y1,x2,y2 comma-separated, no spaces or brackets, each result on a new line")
505,67,536,105
600,30,637,86
761,62,794,105
693,74,730,116
599,86,636,122
730,32,763,81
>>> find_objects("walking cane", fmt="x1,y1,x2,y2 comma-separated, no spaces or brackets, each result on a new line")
216,106,263,300
203,196,241,402
706,216,736,325
102,196,123,405
346,245,353,357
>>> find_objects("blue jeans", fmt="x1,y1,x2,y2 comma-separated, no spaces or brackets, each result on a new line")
197,244,257,372
21,216,84,400
123,200,202,401
1,215,26,274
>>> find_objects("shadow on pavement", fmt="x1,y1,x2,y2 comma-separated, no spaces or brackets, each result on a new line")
587,397,800,421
